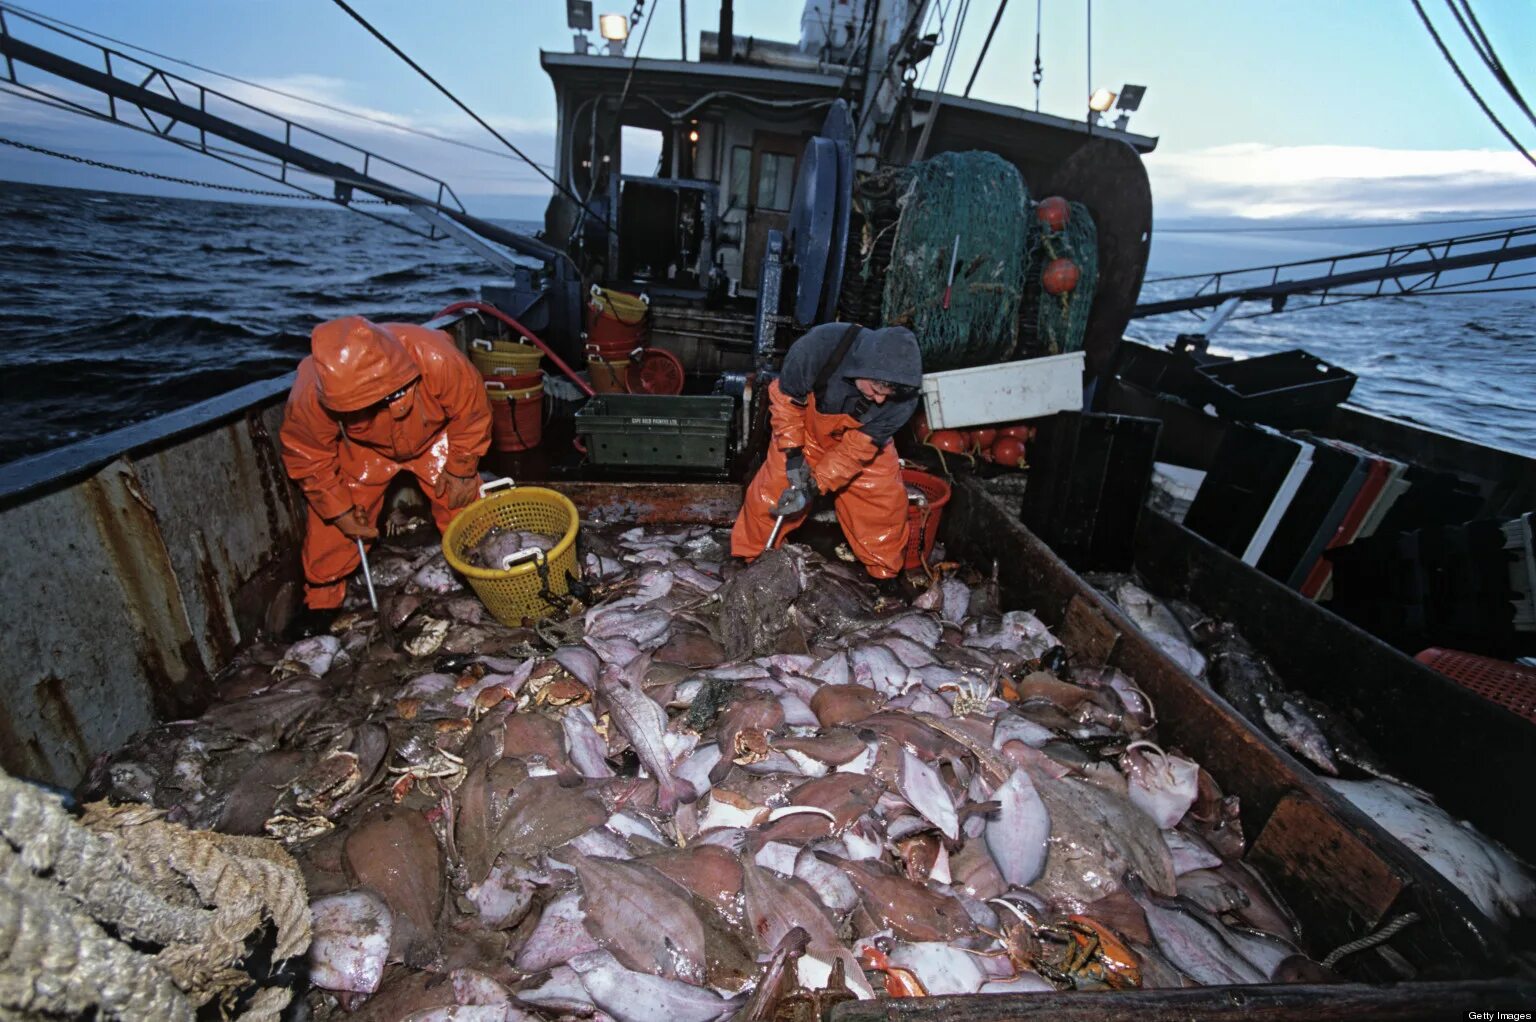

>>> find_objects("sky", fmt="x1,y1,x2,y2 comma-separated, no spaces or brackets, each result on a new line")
0,0,1531,223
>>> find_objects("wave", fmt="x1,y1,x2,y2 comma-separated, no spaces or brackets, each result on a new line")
198,242,265,255
364,266,432,285
29,312,305,352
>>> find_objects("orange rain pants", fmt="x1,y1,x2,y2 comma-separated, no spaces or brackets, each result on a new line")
731,380,909,578
281,323,492,609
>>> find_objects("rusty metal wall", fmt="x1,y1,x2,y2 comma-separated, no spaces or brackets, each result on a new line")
0,393,299,787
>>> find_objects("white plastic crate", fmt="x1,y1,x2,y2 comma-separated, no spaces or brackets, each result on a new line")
1502,512,1535,632
920,351,1084,429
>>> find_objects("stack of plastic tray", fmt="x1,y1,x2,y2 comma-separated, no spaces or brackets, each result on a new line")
1415,647,1536,723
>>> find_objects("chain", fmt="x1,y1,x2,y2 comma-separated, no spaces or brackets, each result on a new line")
0,135,391,203
1032,0,1044,110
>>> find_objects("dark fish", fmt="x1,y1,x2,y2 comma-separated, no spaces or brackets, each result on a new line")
344,807,443,965
563,849,710,985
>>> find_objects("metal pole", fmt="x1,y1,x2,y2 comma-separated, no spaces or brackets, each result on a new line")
1086,0,1093,135
719,0,734,61
680,0,688,60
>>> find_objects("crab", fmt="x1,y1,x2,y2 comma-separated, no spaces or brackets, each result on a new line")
263,812,335,843
288,750,362,816
387,747,466,802
521,663,593,714
472,684,515,719
730,727,772,766
978,899,1142,990
938,673,999,716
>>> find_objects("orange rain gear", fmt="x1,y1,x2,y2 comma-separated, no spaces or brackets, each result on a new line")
281,316,492,609
731,379,909,578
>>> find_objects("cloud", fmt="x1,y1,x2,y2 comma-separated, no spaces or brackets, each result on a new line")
1147,144,1536,219
215,74,555,143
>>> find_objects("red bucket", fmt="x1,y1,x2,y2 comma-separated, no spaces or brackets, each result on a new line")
481,367,542,387
587,287,648,360
588,356,631,395
901,467,951,570
486,376,544,452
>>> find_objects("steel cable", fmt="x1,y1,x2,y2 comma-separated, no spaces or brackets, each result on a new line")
1409,0,1536,171
327,0,601,215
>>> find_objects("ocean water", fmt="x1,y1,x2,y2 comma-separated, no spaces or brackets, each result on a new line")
1,181,1533,465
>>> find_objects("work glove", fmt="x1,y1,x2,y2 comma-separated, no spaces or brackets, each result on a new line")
785,448,813,496
768,449,812,517
332,506,379,540
435,471,480,510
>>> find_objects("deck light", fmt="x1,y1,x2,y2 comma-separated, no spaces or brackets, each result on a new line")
1088,88,1117,113
599,14,629,40
688,128,700,143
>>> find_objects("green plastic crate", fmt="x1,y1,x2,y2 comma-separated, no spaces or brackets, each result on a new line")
575,394,735,471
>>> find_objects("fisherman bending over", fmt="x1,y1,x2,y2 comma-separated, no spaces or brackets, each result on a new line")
732,322,923,595
281,315,491,635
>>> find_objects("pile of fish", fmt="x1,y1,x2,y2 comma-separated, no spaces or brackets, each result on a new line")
1089,572,1536,930
85,521,1343,1020
468,527,559,571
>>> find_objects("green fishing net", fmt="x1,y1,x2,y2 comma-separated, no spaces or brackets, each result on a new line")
880,151,1030,371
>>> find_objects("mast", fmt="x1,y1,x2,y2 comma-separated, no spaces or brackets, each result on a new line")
854,0,934,168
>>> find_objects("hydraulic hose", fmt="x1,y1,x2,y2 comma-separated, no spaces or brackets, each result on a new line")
435,300,596,398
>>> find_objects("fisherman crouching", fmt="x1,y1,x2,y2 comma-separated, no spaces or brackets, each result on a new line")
280,314,491,636
731,322,923,597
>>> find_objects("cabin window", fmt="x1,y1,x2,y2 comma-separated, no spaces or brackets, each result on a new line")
729,146,752,209
621,125,665,177
756,152,796,211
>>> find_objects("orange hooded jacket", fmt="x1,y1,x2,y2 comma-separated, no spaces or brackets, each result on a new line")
281,317,491,522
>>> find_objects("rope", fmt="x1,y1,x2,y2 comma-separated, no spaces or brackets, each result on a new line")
1321,911,1421,968
0,769,309,1020
0,135,390,202
881,151,1029,370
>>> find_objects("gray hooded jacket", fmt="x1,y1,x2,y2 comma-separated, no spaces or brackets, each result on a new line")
777,324,923,445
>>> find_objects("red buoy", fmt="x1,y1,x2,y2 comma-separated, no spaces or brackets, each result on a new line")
992,436,1027,467
1042,257,1080,295
911,409,933,443
926,429,968,453
1037,196,1070,231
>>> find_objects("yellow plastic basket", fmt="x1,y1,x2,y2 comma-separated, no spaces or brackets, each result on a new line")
470,338,543,374
440,478,580,626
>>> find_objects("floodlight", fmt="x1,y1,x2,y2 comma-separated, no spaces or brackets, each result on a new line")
1088,88,1117,113
599,14,629,40
1115,85,1147,111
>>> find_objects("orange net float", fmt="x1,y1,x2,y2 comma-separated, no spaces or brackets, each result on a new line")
1037,195,1071,231
1042,257,1080,295
991,435,1027,468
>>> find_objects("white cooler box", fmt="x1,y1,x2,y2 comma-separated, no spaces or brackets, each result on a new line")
920,351,1084,429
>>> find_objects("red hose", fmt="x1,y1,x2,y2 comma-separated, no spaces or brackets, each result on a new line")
435,300,596,398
